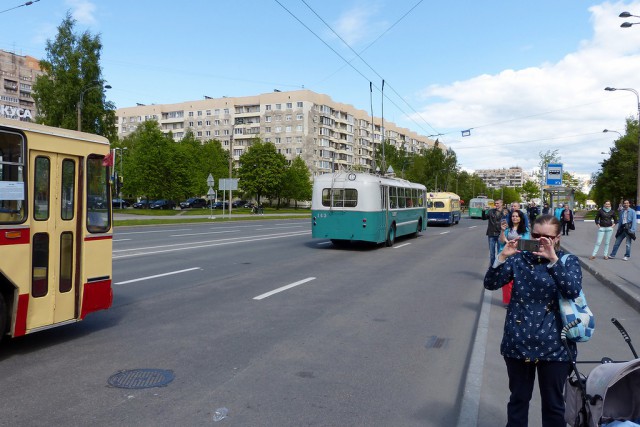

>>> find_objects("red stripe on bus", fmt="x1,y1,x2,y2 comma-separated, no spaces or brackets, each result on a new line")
84,235,112,241
80,279,113,319
0,228,30,245
14,293,29,337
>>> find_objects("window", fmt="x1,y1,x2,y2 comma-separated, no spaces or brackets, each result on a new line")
286,137,292,144
224,108,229,114
275,115,282,121
61,159,75,220
197,121,202,126
285,126,292,133
214,119,220,126
224,119,229,125
322,188,357,208
265,116,271,122
265,104,271,110
296,136,303,143
286,115,292,121
189,111,194,117
86,155,110,233
206,120,211,126
214,109,220,115
206,131,211,136
214,130,220,136
197,131,202,137
0,129,26,223
286,102,292,109
265,127,271,133
34,156,50,220
32,233,49,297
297,101,303,108
275,104,281,110
275,126,282,133
275,137,281,144
296,114,303,120
206,110,211,116
59,232,73,293
224,130,230,135
197,111,203,116
296,125,303,132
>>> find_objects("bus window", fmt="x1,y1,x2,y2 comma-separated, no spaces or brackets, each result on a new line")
398,188,406,208
61,159,75,220
435,201,445,208
389,187,397,208
86,155,110,233
321,188,331,207
34,156,50,221
59,231,73,293
0,129,26,223
32,232,49,297
343,189,357,207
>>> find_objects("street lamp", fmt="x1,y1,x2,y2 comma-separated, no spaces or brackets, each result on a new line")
113,147,127,209
77,82,111,131
619,11,640,28
605,86,640,223
603,129,622,137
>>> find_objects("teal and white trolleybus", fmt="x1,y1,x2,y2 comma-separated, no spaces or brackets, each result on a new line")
311,172,427,246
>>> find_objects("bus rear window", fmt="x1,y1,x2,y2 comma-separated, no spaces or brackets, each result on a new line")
0,129,26,223
322,188,357,207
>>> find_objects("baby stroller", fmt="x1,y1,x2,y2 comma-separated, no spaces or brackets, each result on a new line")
564,318,640,427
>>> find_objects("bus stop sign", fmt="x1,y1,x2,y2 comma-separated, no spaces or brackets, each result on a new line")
546,163,563,186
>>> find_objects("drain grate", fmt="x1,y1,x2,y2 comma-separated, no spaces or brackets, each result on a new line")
108,369,174,389
425,335,449,349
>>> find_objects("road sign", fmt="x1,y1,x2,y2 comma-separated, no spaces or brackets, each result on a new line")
219,178,238,191
207,187,215,198
546,163,563,186
207,174,215,187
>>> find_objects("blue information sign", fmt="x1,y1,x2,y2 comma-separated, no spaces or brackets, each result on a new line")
546,163,563,186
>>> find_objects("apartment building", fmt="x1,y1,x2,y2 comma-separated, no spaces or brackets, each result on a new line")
115,89,442,176
0,49,41,121
475,166,526,189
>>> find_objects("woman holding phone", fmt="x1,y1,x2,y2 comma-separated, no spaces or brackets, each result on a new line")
484,214,582,426
497,209,530,306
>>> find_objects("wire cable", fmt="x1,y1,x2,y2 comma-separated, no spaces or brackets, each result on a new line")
0,0,40,15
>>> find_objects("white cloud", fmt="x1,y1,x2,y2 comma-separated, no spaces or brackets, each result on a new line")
66,0,97,26
414,1,640,176
332,1,386,46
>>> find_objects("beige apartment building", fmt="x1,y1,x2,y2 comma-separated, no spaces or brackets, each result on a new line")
115,89,442,176
0,49,41,121
475,166,526,189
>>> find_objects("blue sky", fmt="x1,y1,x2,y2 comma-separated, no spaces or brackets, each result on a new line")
3,0,640,180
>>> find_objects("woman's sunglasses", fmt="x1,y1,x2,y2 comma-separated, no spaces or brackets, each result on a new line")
531,232,559,240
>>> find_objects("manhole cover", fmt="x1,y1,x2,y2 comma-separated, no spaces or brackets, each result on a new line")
108,369,174,389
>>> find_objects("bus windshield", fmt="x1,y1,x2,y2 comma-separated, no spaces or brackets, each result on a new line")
0,129,26,223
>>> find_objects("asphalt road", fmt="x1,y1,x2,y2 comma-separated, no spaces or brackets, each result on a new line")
0,218,497,426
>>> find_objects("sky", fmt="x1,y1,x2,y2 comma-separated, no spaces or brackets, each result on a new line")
3,0,640,180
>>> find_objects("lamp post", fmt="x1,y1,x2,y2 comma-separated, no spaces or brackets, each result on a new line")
77,82,111,131
113,147,127,209
603,129,622,137
619,11,640,27
605,86,640,223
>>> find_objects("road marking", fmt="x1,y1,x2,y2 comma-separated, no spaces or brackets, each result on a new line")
113,238,132,242
439,231,450,235
115,267,202,285
113,230,310,259
116,229,192,235
468,225,478,229
317,241,331,245
170,230,237,237
394,243,411,249
253,277,316,300
257,225,305,230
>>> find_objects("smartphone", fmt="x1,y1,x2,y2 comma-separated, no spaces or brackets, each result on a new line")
517,239,540,252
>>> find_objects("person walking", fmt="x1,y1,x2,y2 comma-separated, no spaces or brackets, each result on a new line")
561,204,574,236
609,199,637,261
589,200,617,260
486,199,508,266
484,214,581,426
527,201,539,225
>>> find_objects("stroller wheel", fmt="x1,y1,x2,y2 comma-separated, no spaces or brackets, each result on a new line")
601,357,614,364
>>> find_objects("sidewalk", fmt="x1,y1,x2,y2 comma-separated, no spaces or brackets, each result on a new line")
472,217,640,426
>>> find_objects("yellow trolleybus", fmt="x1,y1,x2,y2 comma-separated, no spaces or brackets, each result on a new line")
0,117,113,342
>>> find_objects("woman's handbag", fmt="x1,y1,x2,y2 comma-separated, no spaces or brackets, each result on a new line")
568,221,575,231
558,254,595,342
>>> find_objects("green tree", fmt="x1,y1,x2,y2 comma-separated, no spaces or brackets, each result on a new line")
237,139,287,205
200,139,231,200
521,180,540,201
282,156,312,208
592,117,638,206
32,12,115,139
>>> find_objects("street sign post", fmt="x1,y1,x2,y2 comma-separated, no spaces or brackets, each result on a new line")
207,174,215,219
546,163,563,186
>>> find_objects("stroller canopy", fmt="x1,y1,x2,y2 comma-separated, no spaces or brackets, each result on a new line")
586,358,640,424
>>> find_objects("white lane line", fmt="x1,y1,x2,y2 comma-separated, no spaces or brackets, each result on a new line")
170,230,237,237
394,243,411,249
439,231,451,235
468,225,478,229
317,241,332,245
113,239,132,242
257,226,304,231
115,267,202,285
116,229,192,235
253,277,316,300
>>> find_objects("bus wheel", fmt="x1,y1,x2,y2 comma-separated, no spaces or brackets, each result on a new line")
386,224,396,247
331,239,347,247
413,219,422,238
0,293,6,342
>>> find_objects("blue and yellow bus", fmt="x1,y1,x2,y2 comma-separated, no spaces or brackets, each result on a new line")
427,192,461,225
469,196,495,219
311,172,427,246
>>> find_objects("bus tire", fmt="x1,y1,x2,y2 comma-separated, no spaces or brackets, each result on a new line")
413,219,422,238
386,224,396,247
0,293,6,343
331,239,347,247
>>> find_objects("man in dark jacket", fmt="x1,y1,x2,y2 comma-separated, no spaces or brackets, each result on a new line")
486,199,508,266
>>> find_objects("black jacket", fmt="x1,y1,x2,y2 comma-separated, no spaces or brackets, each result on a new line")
486,207,508,237
595,208,617,228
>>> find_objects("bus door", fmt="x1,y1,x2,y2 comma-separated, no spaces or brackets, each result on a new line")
28,150,80,329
